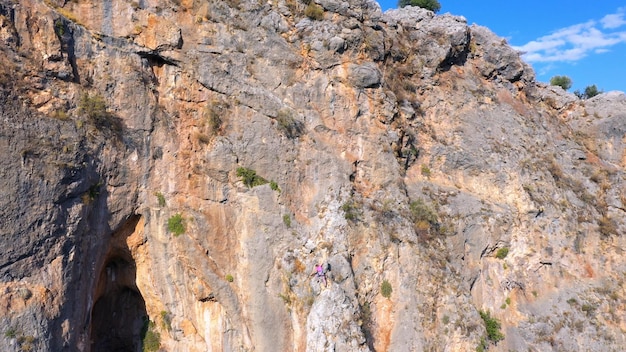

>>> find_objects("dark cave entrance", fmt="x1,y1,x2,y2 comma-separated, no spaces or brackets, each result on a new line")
90,215,147,352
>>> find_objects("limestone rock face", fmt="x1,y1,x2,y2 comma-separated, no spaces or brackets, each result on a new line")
0,0,625,351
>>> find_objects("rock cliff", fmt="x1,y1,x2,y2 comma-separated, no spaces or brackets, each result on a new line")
0,0,625,351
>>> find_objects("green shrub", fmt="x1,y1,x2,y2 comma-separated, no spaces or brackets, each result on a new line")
78,92,109,120
159,311,172,331
4,327,16,338
381,280,392,298
567,298,578,305
225,274,234,282
304,2,324,20
78,92,123,133
575,84,603,99
409,199,437,225
282,214,292,228
421,164,431,177
495,247,509,259
398,0,441,12
549,75,572,91
275,108,303,138
51,109,69,120
89,182,102,199
476,337,488,352
155,192,166,207
142,320,160,352
167,213,185,236
341,201,361,221
270,181,280,192
82,182,102,204
236,167,268,188
54,18,65,36
479,310,504,343
584,85,602,98
581,303,595,315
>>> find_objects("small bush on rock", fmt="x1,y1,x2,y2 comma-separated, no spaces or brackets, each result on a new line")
78,92,123,133
155,192,166,207
495,247,509,259
341,200,362,221
79,93,108,121
159,311,172,331
479,310,504,344
398,0,441,12
304,2,324,20
381,280,392,298
283,214,292,228
409,199,437,224
549,75,572,91
141,320,160,352
409,199,439,238
275,108,304,138
167,213,185,236
236,167,268,188
4,327,16,338
204,100,227,135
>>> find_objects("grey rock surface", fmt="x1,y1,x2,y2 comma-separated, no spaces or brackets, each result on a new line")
0,0,624,351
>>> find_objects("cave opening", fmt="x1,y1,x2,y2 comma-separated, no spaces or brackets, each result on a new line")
90,215,147,352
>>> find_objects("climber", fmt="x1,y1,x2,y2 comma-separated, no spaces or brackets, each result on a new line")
311,263,327,287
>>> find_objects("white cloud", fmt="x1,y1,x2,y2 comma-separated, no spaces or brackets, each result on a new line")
601,8,626,29
517,39,565,53
512,10,626,63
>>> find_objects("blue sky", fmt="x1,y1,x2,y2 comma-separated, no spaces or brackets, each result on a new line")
376,1,626,93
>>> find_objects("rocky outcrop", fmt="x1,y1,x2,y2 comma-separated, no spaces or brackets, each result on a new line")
0,0,625,351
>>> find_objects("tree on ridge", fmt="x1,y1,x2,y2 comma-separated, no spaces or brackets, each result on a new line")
574,84,602,99
399,0,441,13
550,75,573,91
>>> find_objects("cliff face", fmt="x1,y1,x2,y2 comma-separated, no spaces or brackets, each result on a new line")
0,0,625,351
